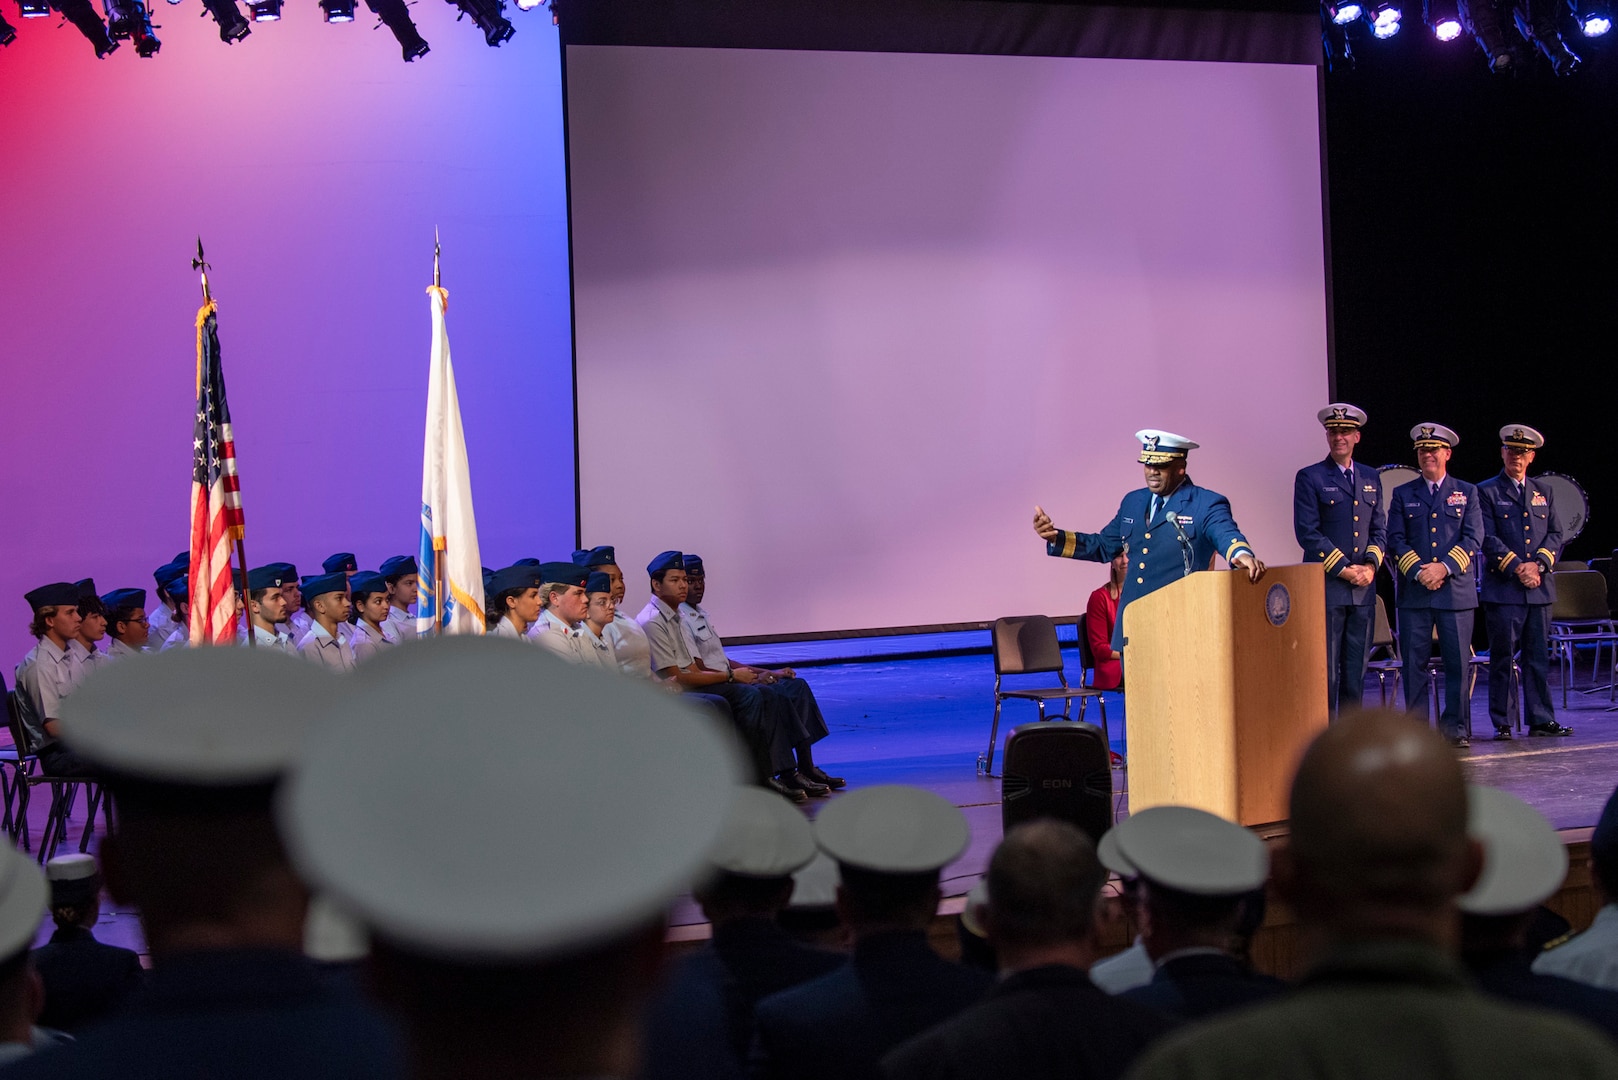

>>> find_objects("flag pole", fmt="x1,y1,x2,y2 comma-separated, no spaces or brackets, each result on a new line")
194,237,254,647
431,229,445,636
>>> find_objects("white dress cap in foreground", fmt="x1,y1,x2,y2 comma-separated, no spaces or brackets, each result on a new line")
1111,806,1268,895
279,637,744,962
813,784,969,873
0,846,47,959
59,647,339,784
788,853,840,909
1460,784,1568,916
45,853,98,883
709,787,817,879
1097,828,1137,878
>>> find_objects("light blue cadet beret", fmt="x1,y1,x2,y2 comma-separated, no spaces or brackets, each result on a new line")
585,572,613,595
25,582,79,611
301,573,349,601
1459,785,1567,916
323,553,358,574
1411,422,1460,450
514,558,542,567
572,546,617,568
539,562,589,588
75,578,98,603
481,567,496,594
648,551,685,576
154,560,187,590
263,562,297,583
488,564,542,597
1500,424,1545,451
349,572,388,600
684,555,705,574
101,588,147,611
166,576,189,601
1318,403,1368,430
1135,429,1199,466
246,565,289,592
379,555,418,580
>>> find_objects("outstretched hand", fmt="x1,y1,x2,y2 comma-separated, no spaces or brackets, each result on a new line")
1033,504,1060,541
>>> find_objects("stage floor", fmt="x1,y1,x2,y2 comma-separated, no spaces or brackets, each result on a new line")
18,642,1618,946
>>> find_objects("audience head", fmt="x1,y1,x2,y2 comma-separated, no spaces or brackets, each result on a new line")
695,786,817,925
0,845,48,1046
279,637,744,1080
1283,709,1480,946
25,582,80,643
1593,783,1618,905
349,572,390,627
59,648,339,959
1110,806,1269,960
982,819,1108,971
814,785,968,936
1458,785,1568,953
380,555,420,609
102,588,149,648
46,853,102,933
647,552,688,607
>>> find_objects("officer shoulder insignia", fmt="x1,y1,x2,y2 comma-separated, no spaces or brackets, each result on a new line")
1447,491,1467,506
1540,929,1577,952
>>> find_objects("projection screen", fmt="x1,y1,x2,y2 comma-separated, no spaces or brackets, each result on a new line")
566,44,1329,638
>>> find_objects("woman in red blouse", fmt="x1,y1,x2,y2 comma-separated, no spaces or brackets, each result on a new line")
1086,553,1128,690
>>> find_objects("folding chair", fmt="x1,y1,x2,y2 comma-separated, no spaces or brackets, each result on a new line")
1365,596,1402,706
1548,571,1618,706
6,688,110,861
981,615,1104,776
2,691,39,848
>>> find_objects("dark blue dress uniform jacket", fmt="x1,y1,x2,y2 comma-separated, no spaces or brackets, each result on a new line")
1477,473,1564,606
1293,459,1386,606
30,926,144,1033
1386,475,1483,610
1046,481,1255,653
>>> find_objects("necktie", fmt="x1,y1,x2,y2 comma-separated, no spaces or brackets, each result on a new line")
1150,495,1161,522
1516,481,1524,498
1342,468,1354,486
1430,482,1438,496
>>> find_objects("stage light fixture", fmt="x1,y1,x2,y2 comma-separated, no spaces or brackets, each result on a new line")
0,8,15,42
364,0,426,59
1574,2,1612,34
53,0,117,54
512,0,539,11
200,0,249,40
104,0,160,55
445,0,511,45
1515,0,1582,72
1425,0,1466,35
1368,2,1403,35
1457,0,1518,68
319,0,353,20
1322,17,1357,68
1326,1,1364,23
18,0,50,15
247,0,281,19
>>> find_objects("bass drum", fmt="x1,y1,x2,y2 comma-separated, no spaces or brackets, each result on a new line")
1377,465,1421,531
1540,472,1590,541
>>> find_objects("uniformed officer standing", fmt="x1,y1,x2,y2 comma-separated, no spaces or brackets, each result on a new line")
1294,404,1386,717
1387,424,1483,747
1034,430,1266,658
1477,425,1570,739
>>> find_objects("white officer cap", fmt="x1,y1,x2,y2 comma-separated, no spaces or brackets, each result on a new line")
1318,403,1368,430
1410,422,1460,451
279,637,744,962
813,785,969,874
0,846,46,960
787,853,840,909
45,853,98,883
59,648,339,784
1097,828,1137,878
1459,785,1567,916
304,896,370,964
1500,424,1545,451
960,878,990,939
708,787,817,879
1111,806,1268,895
1135,429,1200,466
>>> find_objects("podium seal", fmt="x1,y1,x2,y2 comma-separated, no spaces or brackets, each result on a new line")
1264,583,1291,627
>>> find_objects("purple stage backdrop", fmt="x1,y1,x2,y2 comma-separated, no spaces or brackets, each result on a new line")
0,10,573,661
568,46,1331,637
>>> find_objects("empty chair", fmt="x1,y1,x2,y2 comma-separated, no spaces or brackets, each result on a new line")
1549,571,1618,705
982,615,1104,775
1365,595,1402,707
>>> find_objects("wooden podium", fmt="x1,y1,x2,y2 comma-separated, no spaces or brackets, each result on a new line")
1121,564,1328,827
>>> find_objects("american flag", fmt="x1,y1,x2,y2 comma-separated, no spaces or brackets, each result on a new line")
187,299,245,645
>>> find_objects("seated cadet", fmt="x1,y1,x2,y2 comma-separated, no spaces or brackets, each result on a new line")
322,553,358,579
528,561,589,662
1090,832,1152,994
70,579,107,674
638,552,817,803
15,583,95,775
158,576,191,650
1113,807,1285,1020
883,819,1177,1080
32,853,144,1034
100,588,150,660
576,572,619,670
643,787,843,1080
578,546,656,680
346,571,398,663
752,785,993,1080
379,555,419,639
1535,783,1618,988
277,636,743,1080
486,564,543,638
296,573,355,672
4,648,406,1080
681,556,842,792
146,557,186,647
1459,785,1618,1041
238,566,296,652
268,564,311,641
0,846,60,1067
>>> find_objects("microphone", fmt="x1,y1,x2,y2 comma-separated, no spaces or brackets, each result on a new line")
1168,515,1194,579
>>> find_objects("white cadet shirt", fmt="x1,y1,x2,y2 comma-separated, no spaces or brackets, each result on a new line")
1534,904,1618,990
679,602,731,674
105,638,145,663
575,622,617,670
13,637,83,750
637,597,697,674
493,616,530,640
297,622,356,672
1089,938,1154,994
349,619,399,663
528,609,582,662
385,604,415,639
239,623,295,654
68,639,106,677
605,612,655,679
160,626,189,651
147,602,178,646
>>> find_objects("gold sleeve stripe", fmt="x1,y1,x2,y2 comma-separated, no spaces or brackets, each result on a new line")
1322,550,1345,573
1398,552,1421,574
1499,552,1518,572
1448,547,1471,573
1226,539,1250,560
1060,532,1077,559
1537,548,1556,567
1366,545,1384,568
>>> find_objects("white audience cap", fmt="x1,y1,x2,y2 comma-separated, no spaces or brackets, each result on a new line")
1460,785,1567,916
960,878,990,939
59,648,338,783
1097,828,1137,877
1112,806,1267,895
709,787,817,878
45,853,98,883
304,895,370,964
813,785,969,873
788,853,840,909
0,846,47,959
280,637,745,961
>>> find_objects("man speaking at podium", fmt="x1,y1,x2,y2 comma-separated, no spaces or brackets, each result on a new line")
1033,430,1267,658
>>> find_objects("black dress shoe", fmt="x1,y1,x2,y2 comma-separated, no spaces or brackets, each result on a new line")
1528,721,1573,737
1492,728,1513,741
766,775,808,803
786,771,832,798
1448,735,1471,749
801,765,845,789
